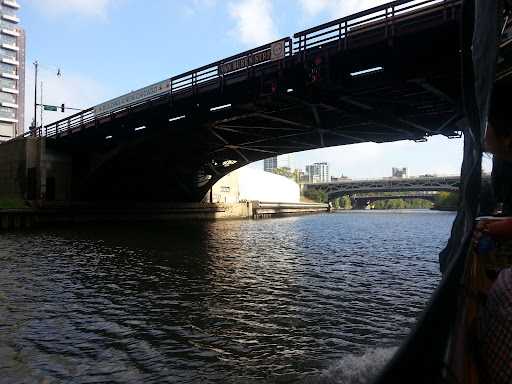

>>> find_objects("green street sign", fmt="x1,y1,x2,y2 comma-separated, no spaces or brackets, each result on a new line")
44,106,57,111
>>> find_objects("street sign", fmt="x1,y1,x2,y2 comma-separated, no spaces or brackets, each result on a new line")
44,105,57,111
271,40,285,61
93,79,171,116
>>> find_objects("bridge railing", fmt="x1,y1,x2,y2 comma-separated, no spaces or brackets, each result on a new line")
293,0,459,58
20,38,293,139
171,38,293,95
301,175,463,186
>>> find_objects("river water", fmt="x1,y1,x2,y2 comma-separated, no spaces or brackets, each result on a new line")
0,210,456,383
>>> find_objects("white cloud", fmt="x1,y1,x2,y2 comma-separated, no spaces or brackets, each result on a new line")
298,0,399,22
24,70,111,131
227,0,279,46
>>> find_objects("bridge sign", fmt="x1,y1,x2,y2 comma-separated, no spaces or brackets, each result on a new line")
93,79,171,116
218,40,286,76
271,40,285,61
218,50,272,76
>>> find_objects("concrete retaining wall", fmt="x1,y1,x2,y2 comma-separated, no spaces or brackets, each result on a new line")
0,138,29,200
252,201,329,218
0,137,72,202
31,201,327,224
0,209,36,229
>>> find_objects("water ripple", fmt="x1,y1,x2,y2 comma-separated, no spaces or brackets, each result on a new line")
0,210,454,383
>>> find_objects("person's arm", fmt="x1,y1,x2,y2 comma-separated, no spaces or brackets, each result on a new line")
486,217,512,243
473,217,512,248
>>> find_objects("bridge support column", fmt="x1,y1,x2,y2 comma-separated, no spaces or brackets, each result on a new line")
39,140,72,201
0,137,72,202
354,199,372,210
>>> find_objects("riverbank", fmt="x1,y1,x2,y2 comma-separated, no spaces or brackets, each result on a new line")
0,201,329,229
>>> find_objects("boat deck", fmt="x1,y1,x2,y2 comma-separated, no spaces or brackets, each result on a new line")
453,217,512,383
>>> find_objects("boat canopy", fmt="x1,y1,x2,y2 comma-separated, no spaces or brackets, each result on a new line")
374,0,510,382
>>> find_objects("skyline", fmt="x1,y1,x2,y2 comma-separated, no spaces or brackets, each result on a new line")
18,0,492,179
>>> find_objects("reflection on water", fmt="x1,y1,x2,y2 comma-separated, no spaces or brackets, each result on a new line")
0,210,455,383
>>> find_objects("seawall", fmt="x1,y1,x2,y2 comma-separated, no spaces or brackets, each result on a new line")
0,201,329,229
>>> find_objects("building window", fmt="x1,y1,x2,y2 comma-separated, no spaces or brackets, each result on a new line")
0,63,15,74
0,49,15,61
0,92,13,102
220,186,230,192
0,108,13,119
2,35,14,45
0,77,14,87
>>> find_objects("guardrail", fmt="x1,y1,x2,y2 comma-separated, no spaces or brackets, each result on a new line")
258,201,329,209
22,37,293,139
293,0,459,57
18,0,460,141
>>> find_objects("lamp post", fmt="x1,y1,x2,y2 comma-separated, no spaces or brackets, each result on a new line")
33,59,61,128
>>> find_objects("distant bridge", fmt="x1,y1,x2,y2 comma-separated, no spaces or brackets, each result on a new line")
300,175,491,200
353,192,438,202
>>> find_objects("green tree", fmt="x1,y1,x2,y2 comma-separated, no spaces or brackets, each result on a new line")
434,192,459,207
304,189,328,203
373,199,404,209
373,198,433,209
339,195,352,209
390,199,405,209
403,198,433,209
274,166,294,180
294,169,300,184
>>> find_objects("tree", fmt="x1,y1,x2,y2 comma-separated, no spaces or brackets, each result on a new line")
273,166,294,180
373,198,433,209
304,189,328,203
403,198,433,209
434,192,459,207
339,195,352,209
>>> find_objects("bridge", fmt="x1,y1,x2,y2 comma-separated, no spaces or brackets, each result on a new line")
1,0,510,203
301,175,465,200
352,192,439,208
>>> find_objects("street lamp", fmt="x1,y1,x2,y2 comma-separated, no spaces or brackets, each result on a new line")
33,59,61,128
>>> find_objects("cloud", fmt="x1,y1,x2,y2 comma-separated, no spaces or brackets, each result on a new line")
184,0,218,16
298,0,397,21
26,0,117,19
227,0,279,46
24,70,111,131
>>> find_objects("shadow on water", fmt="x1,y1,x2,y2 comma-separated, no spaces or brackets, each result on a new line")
0,211,455,383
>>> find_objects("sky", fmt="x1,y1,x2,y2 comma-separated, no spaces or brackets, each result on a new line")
17,0,492,179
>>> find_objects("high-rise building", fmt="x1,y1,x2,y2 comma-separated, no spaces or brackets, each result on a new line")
392,167,409,178
263,153,296,174
0,1,22,142
306,162,330,182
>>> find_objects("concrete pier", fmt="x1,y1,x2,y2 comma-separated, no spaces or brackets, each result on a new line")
0,209,36,229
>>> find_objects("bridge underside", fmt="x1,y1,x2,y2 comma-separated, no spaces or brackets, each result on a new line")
353,194,437,204
47,9,476,202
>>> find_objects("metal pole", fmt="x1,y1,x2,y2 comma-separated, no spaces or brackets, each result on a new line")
33,60,61,129
40,81,43,129
34,60,37,128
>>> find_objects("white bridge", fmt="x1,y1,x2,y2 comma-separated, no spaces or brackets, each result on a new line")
301,175,490,200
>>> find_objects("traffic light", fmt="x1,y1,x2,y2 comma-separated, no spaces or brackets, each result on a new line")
61,103,65,112
310,68,319,82
262,80,277,95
